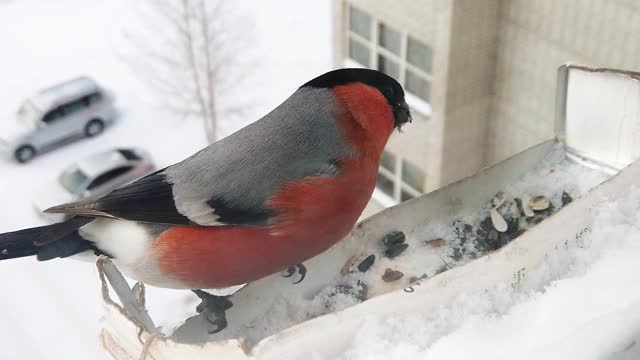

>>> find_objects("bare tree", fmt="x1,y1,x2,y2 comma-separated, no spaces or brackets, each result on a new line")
126,0,251,143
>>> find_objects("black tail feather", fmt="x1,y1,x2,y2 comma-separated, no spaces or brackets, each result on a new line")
1,217,98,261
0,226,49,260
33,216,93,245
37,235,98,261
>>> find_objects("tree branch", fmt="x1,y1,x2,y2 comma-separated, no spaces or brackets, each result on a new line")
181,0,210,140
198,0,217,142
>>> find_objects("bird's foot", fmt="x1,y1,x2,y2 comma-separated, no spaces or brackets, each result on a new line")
192,289,233,334
282,263,307,284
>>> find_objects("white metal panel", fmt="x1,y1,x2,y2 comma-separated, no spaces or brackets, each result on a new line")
562,66,640,170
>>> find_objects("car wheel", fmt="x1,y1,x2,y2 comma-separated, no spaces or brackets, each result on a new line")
85,119,105,137
14,145,36,163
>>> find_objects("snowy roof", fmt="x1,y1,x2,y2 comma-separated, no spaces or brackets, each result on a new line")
30,76,99,111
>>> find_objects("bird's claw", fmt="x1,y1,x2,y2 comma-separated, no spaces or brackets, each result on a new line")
293,263,307,284
282,266,296,278
282,263,307,284
192,289,233,334
204,313,228,334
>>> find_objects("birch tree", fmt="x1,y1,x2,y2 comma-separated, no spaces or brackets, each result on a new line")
127,0,251,143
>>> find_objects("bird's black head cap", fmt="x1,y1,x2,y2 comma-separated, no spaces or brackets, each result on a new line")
302,68,412,129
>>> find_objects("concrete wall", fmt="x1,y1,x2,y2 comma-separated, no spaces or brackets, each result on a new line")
438,0,499,185
488,0,640,164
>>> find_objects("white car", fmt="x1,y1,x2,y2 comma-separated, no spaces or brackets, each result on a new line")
33,148,155,221
0,76,118,163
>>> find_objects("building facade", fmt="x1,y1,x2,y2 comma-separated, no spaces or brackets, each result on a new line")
335,0,640,217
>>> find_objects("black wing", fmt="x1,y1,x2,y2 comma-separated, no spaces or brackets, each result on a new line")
45,171,194,225
44,170,275,226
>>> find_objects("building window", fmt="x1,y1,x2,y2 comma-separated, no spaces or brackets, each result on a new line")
349,6,371,39
345,5,433,106
378,54,400,79
407,36,432,73
375,149,425,205
378,23,401,55
349,39,370,66
405,70,430,102
347,5,372,67
402,159,426,192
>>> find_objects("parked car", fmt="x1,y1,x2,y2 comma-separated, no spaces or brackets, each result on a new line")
33,148,155,221
0,76,117,163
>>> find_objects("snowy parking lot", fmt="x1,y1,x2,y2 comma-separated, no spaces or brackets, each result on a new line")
0,0,330,358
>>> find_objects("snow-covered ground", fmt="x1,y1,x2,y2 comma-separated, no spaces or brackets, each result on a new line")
0,0,331,358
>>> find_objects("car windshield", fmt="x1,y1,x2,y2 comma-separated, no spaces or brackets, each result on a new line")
58,167,89,194
17,100,42,127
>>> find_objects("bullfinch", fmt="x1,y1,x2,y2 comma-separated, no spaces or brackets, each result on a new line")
0,68,411,333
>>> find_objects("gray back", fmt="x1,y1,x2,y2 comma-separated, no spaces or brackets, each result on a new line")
164,87,355,225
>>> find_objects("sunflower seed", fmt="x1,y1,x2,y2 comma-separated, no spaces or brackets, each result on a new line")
340,255,358,275
529,195,550,211
521,194,534,217
385,243,409,258
357,254,376,272
491,208,508,232
491,191,506,208
382,231,406,247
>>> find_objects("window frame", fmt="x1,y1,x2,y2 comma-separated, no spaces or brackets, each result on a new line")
42,106,65,124
373,149,424,206
86,165,134,191
85,91,103,106
61,98,88,116
348,5,371,40
345,5,433,117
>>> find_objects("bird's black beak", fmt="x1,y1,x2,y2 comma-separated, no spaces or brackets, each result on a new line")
393,100,412,131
